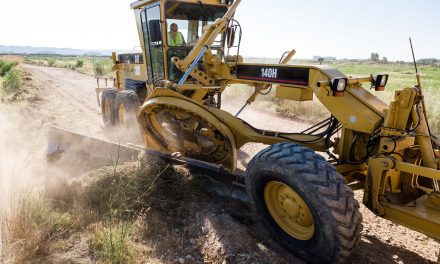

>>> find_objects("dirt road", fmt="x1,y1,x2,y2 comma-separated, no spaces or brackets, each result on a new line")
22,64,104,137
4,65,438,263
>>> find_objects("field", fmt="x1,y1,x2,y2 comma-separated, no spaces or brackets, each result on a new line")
23,55,114,77
1,57,439,263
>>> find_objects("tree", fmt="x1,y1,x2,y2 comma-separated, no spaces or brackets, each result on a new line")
370,52,379,62
382,57,388,63
317,57,324,65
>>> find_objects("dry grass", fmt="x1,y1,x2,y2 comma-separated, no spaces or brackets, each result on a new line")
1,152,191,263
1,193,73,263
67,156,172,218
60,155,185,263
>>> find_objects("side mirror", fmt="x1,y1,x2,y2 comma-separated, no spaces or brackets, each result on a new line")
226,26,236,48
149,20,162,43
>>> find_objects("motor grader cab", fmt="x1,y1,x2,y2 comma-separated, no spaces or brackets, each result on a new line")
50,0,440,262
98,0,229,129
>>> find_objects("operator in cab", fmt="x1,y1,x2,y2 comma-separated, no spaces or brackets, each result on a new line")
168,23,186,46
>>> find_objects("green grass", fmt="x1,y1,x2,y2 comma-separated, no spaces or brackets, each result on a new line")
0,59,22,95
315,62,440,134
88,222,135,264
0,60,18,76
2,69,23,93
332,62,440,91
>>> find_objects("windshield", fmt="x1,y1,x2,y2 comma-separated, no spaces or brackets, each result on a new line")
165,2,227,47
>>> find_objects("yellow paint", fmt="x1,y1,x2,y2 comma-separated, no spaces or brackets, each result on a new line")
118,104,126,129
264,181,315,240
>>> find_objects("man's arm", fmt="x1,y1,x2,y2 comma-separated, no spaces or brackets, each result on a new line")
179,32,186,45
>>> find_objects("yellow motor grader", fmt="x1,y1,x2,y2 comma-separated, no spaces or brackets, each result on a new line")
49,0,440,263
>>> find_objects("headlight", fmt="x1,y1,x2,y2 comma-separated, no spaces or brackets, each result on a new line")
220,0,233,4
331,78,348,96
374,74,389,91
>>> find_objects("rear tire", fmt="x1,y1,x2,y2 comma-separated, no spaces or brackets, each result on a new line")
246,142,362,263
115,90,140,130
101,89,118,127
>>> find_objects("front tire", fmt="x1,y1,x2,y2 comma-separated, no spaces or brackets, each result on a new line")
247,142,362,263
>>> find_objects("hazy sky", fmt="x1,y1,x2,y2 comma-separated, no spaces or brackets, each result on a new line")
1,0,439,60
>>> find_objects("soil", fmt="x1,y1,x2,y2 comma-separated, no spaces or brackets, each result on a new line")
2,64,439,263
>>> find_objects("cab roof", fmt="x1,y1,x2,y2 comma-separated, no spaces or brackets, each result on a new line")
130,0,227,10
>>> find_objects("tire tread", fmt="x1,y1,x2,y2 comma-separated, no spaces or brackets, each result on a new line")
247,142,362,263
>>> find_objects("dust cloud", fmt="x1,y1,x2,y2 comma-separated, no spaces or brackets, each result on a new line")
0,104,48,212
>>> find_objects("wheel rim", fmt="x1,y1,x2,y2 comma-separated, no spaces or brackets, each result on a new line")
118,104,126,129
104,98,111,122
264,181,315,240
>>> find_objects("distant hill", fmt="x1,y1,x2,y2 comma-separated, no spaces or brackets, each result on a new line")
0,45,123,56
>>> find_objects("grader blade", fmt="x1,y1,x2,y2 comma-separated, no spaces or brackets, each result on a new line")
46,126,142,164
46,126,247,201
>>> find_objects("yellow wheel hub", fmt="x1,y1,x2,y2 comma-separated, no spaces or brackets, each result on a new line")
118,104,126,128
264,181,315,240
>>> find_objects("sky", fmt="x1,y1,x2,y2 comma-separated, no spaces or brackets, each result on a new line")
0,0,439,61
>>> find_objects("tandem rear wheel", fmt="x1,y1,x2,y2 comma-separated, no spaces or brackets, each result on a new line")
101,89,140,131
246,142,363,263
101,88,118,127
115,90,140,130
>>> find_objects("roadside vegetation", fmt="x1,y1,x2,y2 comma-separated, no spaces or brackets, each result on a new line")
24,55,113,77
1,194,74,263
2,157,172,263
0,59,23,96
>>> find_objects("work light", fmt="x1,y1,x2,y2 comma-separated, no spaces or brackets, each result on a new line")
374,74,389,91
331,78,348,96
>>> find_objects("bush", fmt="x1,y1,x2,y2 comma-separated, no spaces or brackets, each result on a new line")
93,60,106,76
0,60,18,76
88,223,135,264
2,69,23,93
75,59,84,68
46,58,56,67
